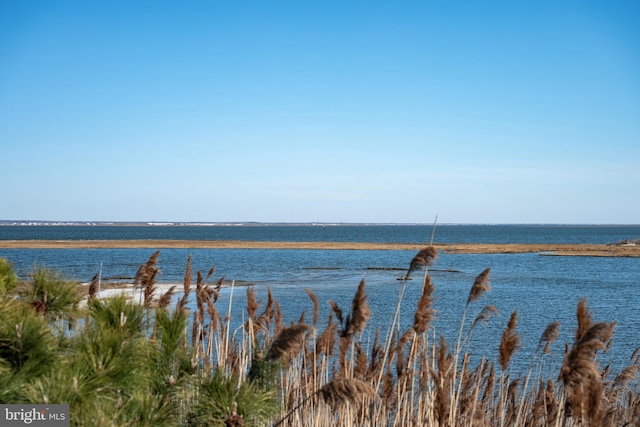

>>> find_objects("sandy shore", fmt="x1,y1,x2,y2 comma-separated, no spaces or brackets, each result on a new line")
1,239,639,257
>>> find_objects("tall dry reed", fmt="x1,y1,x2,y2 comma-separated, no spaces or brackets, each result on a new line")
91,250,640,426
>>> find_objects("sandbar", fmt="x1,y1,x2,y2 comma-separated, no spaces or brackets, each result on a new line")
0,240,638,257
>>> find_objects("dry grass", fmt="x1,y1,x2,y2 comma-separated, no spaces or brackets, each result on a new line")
74,248,640,425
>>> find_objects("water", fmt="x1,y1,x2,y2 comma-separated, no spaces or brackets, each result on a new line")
1,223,639,244
1,224,639,376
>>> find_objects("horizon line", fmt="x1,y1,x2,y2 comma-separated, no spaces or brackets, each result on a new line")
1,220,639,227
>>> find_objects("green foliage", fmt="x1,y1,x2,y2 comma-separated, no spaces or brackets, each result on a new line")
0,303,58,378
26,266,81,321
0,302,60,403
88,293,145,336
114,388,176,427
248,354,281,391
189,372,279,427
0,258,19,294
153,309,194,392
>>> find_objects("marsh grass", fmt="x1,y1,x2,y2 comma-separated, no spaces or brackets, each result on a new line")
0,247,638,426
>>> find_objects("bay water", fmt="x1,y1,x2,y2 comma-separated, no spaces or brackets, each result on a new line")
1,224,639,375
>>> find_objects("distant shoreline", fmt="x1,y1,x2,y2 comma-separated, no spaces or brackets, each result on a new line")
0,240,638,257
1,221,639,227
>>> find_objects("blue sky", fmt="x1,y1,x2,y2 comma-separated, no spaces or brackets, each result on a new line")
1,1,638,224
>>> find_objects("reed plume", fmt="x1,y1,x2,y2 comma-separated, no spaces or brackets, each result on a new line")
328,300,344,326
470,305,499,333
273,376,377,426
256,289,275,332
318,377,377,410
157,285,176,310
354,343,368,378
480,362,496,412
134,250,160,308
266,323,311,362
304,288,319,327
575,298,594,341
315,313,337,357
87,272,99,302
176,254,192,312
612,365,640,390
406,246,438,279
431,335,452,425
413,275,435,334
467,268,491,306
246,287,259,320
367,328,385,382
344,279,370,337
201,286,220,335
538,379,559,426
561,299,616,425
539,321,560,354
499,310,520,372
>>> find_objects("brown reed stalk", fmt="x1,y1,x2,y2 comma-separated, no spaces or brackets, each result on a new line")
273,299,283,334
337,334,351,377
87,272,99,302
459,355,489,425
575,298,594,341
413,275,436,334
431,335,452,426
468,358,491,426
542,379,559,426
631,347,640,364
505,378,521,425
256,289,274,335
176,255,192,312
133,250,160,308
539,321,561,354
396,344,407,381
456,353,472,420
376,248,439,398
157,285,176,310
304,288,319,327
273,377,377,427
613,365,640,390
201,287,220,336
354,343,368,379
142,270,158,308
191,272,205,348
560,299,616,425
530,380,546,426
467,268,491,306
315,313,337,357
367,328,385,383
344,279,370,337
328,300,344,327
266,323,311,363
450,268,492,425
244,287,259,338
195,272,205,324
480,362,495,414
499,310,521,372
381,368,396,412
406,246,438,279
514,320,559,426
470,305,499,334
